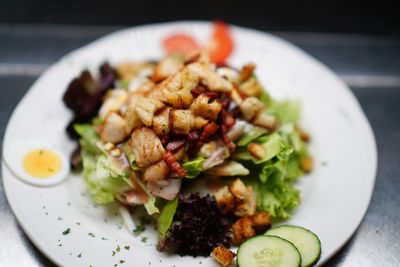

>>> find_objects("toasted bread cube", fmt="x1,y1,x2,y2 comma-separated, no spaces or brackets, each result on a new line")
101,112,128,143
135,97,165,126
190,93,222,121
239,76,263,97
234,186,257,217
143,160,170,181
152,56,183,82
248,143,266,159
239,63,256,82
211,245,236,267
239,97,265,121
152,107,171,135
232,217,256,246
130,127,165,167
300,156,313,173
214,186,236,214
251,211,271,232
229,179,247,200
253,113,277,130
187,62,233,92
170,109,193,134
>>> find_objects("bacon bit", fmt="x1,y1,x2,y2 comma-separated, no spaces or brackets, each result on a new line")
191,86,207,98
221,97,230,109
225,114,235,129
204,91,220,99
163,151,187,177
195,122,219,150
166,139,186,153
221,124,235,151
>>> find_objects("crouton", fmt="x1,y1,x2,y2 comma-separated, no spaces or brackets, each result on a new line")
296,126,311,142
152,107,171,135
130,127,165,167
99,89,128,119
232,217,256,246
229,179,247,200
190,93,222,121
248,143,266,159
149,68,199,107
135,97,165,126
101,112,128,143
152,56,183,82
253,113,277,130
239,63,256,82
234,186,257,217
211,245,236,267
239,97,265,121
214,186,236,214
187,62,233,92
170,109,193,134
143,160,170,181
230,86,243,105
238,76,263,97
300,156,313,173
251,211,271,232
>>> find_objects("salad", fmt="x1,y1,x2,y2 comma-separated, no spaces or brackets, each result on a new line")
63,23,318,267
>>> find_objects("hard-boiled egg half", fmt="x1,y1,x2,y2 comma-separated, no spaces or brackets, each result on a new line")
3,141,70,186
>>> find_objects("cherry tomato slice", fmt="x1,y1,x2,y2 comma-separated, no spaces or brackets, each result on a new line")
207,21,234,64
163,34,200,55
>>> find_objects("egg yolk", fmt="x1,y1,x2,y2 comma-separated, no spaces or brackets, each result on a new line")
23,149,62,178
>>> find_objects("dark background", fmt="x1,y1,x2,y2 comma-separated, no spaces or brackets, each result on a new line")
0,0,399,34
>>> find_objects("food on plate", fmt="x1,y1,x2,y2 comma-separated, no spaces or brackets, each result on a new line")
265,226,321,267
163,21,234,64
63,27,316,263
237,235,301,267
3,141,70,186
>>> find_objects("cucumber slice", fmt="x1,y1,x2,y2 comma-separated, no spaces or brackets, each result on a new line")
265,226,321,267
237,235,301,267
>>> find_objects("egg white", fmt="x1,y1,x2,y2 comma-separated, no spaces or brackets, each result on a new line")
2,141,70,186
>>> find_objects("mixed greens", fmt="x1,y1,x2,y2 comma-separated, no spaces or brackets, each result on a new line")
63,49,313,263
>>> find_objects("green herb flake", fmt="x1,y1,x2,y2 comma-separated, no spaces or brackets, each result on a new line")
77,253,82,258
116,245,121,252
62,228,71,235
120,260,125,264
88,232,95,238
141,236,148,243
112,251,116,256
124,246,130,250
133,225,145,236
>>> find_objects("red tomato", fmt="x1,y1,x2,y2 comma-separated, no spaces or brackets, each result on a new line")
207,21,234,64
163,34,200,55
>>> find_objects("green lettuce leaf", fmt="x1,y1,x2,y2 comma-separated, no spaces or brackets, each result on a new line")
122,142,140,171
157,196,179,240
183,157,205,178
267,100,301,124
236,125,268,147
250,174,300,219
234,133,293,165
74,124,100,153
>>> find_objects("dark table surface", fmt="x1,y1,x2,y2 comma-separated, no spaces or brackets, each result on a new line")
0,24,400,267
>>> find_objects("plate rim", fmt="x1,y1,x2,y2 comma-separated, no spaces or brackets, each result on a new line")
2,20,378,266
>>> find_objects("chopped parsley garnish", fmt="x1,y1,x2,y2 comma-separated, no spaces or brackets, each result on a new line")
112,251,116,256
120,260,125,264
88,232,95,237
116,245,121,252
133,225,145,235
141,236,148,243
62,228,71,235
124,246,130,250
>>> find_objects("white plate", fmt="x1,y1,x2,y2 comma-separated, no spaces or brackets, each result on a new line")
2,21,377,266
